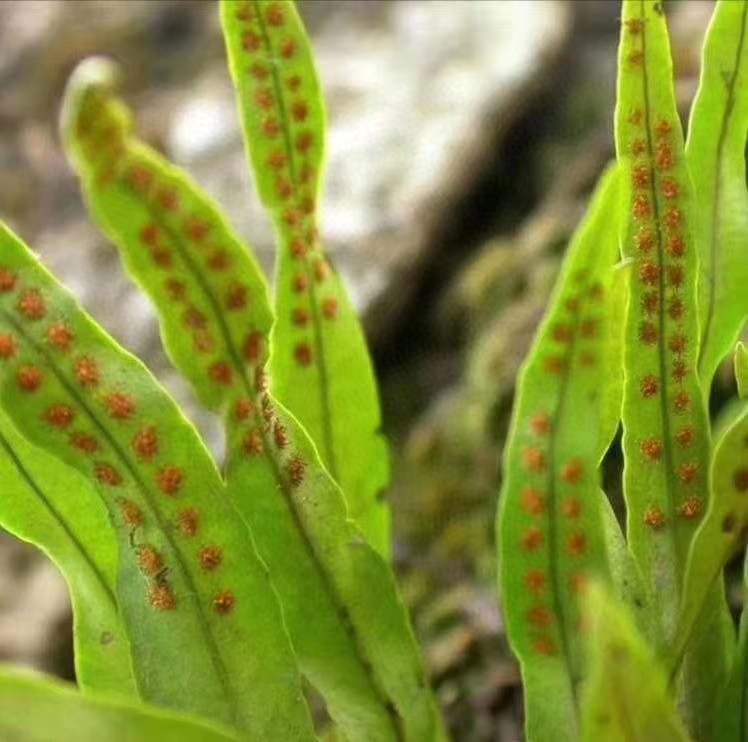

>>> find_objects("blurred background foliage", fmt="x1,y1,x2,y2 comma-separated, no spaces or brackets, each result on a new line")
0,1,721,739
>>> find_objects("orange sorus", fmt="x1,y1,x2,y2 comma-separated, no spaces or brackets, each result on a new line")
137,545,164,576
17,289,46,320
678,462,698,485
522,446,546,473
104,392,136,420
567,531,587,556
640,437,663,461
177,508,200,537
638,321,658,346
95,463,123,487
561,459,584,486
209,361,233,386
199,546,224,571
521,488,546,516
0,332,17,359
75,357,100,387
679,496,704,520
213,589,236,615
287,456,307,487
521,527,544,552
525,569,547,594
561,498,582,519
17,365,43,392
643,506,666,529
528,413,551,436
157,466,185,496
48,321,75,351
149,583,177,611
640,375,659,398
242,429,264,456
132,426,159,461
294,342,314,367
46,404,75,428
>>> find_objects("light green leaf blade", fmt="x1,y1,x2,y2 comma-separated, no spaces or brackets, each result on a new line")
581,585,691,742
671,397,748,679
0,414,134,698
615,0,711,633
0,222,315,740
498,166,622,741
736,341,748,399
60,54,445,742
0,667,237,742
714,602,748,742
221,0,391,556
614,4,730,734
686,0,748,389
61,57,273,415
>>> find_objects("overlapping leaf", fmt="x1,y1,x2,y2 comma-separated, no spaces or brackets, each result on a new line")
581,585,690,742
0,414,134,698
61,56,445,742
686,0,748,389
614,4,731,733
711,342,748,742
737,342,748,399
0,223,315,740
498,166,623,741
672,361,748,678
221,0,391,556
0,667,237,742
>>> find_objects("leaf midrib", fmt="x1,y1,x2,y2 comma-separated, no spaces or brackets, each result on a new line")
0,425,118,613
638,3,680,569
254,1,339,480
545,294,586,715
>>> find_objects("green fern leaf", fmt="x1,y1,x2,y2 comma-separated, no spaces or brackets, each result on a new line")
0,222,315,739
581,584,691,742
221,0,391,556
0,667,238,742
498,166,622,741
0,414,134,698
60,56,445,742
614,4,732,734
686,0,748,388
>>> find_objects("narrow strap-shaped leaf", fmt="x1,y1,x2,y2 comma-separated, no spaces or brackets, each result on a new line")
0,413,135,698
61,58,445,742
221,0,391,556
581,585,691,742
686,0,748,389
61,58,273,415
0,223,316,740
600,491,655,641
672,341,748,714
716,412,748,742
671,399,748,675
737,341,748,399
498,166,621,741
0,667,237,742
615,4,731,732
616,0,712,628
714,593,748,742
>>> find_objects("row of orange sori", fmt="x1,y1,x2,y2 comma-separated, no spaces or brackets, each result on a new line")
515,282,606,657
625,14,705,530
0,265,237,615
233,0,340,373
